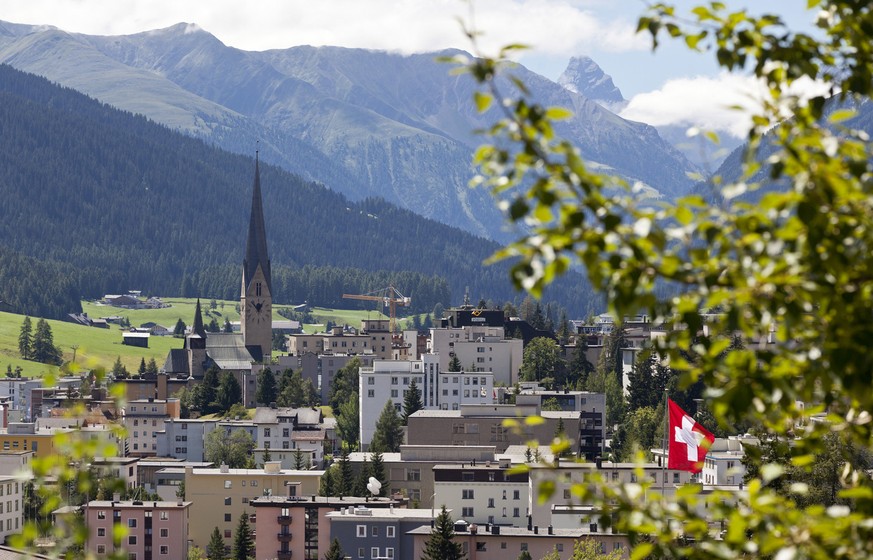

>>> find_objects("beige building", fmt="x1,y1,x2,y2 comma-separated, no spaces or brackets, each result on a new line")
84,500,191,560
0,476,24,542
185,462,323,549
123,399,181,457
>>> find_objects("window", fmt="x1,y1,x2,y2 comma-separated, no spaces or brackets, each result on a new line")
97,545,105,554
406,469,420,481
386,526,395,538
368,377,375,385
557,544,564,552
462,507,474,517
225,530,231,538
368,390,375,398
357,525,366,537
128,536,137,545
564,489,571,499
372,526,378,537
386,548,394,558
97,528,106,537
128,519,137,528
673,472,681,483
513,490,520,500
391,390,398,398
225,513,232,522
129,554,137,560
225,497,232,506
488,498,495,508
224,480,232,489
251,480,258,487
462,489,475,499
357,549,364,559
160,528,168,538
98,511,106,519
391,377,398,385
502,507,507,516
371,548,379,558
501,542,507,549
477,542,487,551
160,546,168,555
520,543,529,551
513,508,520,517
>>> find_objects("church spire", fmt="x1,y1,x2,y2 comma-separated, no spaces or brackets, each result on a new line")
192,298,207,338
243,153,271,293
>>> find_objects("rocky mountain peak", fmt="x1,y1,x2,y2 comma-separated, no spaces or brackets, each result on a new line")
558,55,624,105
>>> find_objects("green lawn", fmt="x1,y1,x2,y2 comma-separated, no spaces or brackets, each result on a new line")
0,299,409,377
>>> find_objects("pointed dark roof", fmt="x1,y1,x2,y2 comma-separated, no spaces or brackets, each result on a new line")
192,298,207,338
243,155,271,292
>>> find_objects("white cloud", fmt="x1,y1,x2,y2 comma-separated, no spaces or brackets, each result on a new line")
620,71,832,139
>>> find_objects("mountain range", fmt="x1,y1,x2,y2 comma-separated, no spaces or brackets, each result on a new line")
0,20,699,242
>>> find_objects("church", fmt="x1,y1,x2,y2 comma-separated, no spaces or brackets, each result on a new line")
161,156,273,400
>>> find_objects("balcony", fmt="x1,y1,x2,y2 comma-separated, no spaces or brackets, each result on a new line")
277,552,292,560
278,533,293,542
278,515,292,523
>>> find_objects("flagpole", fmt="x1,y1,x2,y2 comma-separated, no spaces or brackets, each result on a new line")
662,388,668,493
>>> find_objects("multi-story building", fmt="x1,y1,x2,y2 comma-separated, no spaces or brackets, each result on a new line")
407,404,583,455
155,418,218,461
251,496,398,560
358,360,495,450
515,388,606,460
84,499,191,560
527,460,693,528
123,399,181,457
0,450,33,477
92,457,139,492
409,521,623,560
432,462,529,526
428,326,523,386
0,475,24,542
328,506,435,560
185,462,323,549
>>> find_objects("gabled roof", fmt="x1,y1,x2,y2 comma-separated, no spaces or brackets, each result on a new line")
163,349,189,375
243,156,271,293
205,333,257,370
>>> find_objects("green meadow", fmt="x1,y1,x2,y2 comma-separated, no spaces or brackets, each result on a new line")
0,298,403,377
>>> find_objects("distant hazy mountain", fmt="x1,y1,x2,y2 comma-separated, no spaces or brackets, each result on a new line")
558,56,625,108
0,20,698,239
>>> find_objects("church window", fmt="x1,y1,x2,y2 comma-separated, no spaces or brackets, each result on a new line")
256,282,262,296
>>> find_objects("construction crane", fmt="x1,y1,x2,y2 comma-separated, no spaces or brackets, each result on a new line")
342,285,411,333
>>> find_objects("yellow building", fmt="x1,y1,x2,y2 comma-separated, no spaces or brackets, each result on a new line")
185,461,323,549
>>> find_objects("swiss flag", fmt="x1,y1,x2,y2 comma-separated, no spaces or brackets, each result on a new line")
667,399,715,473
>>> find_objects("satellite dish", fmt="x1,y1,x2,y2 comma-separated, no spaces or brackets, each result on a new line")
366,476,382,496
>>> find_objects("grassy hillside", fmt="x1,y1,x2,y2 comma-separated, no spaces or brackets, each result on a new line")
0,300,396,376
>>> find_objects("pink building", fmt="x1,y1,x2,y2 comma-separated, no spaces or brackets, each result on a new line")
85,499,191,560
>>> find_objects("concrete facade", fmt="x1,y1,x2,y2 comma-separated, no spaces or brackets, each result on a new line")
428,326,523,386
432,463,529,526
84,500,190,560
185,462,323,549
123,399,181,457
328,506,434,560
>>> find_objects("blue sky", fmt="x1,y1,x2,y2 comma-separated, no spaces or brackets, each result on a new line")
1,0,821,138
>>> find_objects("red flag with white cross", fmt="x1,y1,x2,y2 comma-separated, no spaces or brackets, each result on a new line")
667,399,715,473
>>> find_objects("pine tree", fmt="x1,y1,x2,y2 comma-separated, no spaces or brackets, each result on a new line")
32,319,61,365
324,538,345,560
256,368,278,405
217,372,242,413
111,356,129,379
294,448,306,470
334,447,353,496
174,318,187,337
231,513,254,560
224,318,233,333
370,450,387,497
402,378,423,425
422,506,465,560
18,316,32,360
319,465,335,497
370,400,403,453
206,526,226,560
138,358,147,375
448,354,462,372
354,457,372,496
146,358,159,377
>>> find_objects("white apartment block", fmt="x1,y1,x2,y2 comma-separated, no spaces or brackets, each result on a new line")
428,325,523,386
123,399,181,457
433,462,530,526
358,360,494,450
0,476,24,541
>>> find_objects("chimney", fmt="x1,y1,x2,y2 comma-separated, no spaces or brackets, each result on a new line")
534,526,538,534
548,525,553,535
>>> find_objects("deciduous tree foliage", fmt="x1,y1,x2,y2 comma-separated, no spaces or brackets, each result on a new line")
451,0,873,557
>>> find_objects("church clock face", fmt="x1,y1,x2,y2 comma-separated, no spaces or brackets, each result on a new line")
248,298,270,323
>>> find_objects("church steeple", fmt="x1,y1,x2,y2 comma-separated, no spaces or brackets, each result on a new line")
192,298,207,338
243,154,271,294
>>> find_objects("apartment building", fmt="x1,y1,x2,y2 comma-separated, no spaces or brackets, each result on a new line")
252,496,398,560
123,399,181,457
185,462,323,549
0,476,24,542
84,499,191,560
328,506,435,560
429,325,523,386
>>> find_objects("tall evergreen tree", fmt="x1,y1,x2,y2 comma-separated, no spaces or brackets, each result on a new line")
256,368,278,405
448,354,462,372
111,356,129,380
328,357,361,412
422,506,465,560
17,316,32,360
32,318,61,365
195,366,221,414
370,400,403,453
231,513,254,560
174,318,187,337
206,526,226,560
568,338,595,389
319,465,335,497
334,446,353,496
370,450,387,497
146,358,159,377
138,357,147,375
323,538,345,560
336,394,360,450
402,378,423,425
294,448,306,470
354,457,372,497
217,372,242,413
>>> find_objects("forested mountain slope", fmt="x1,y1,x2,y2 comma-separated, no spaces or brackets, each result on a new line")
0,64,597,319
